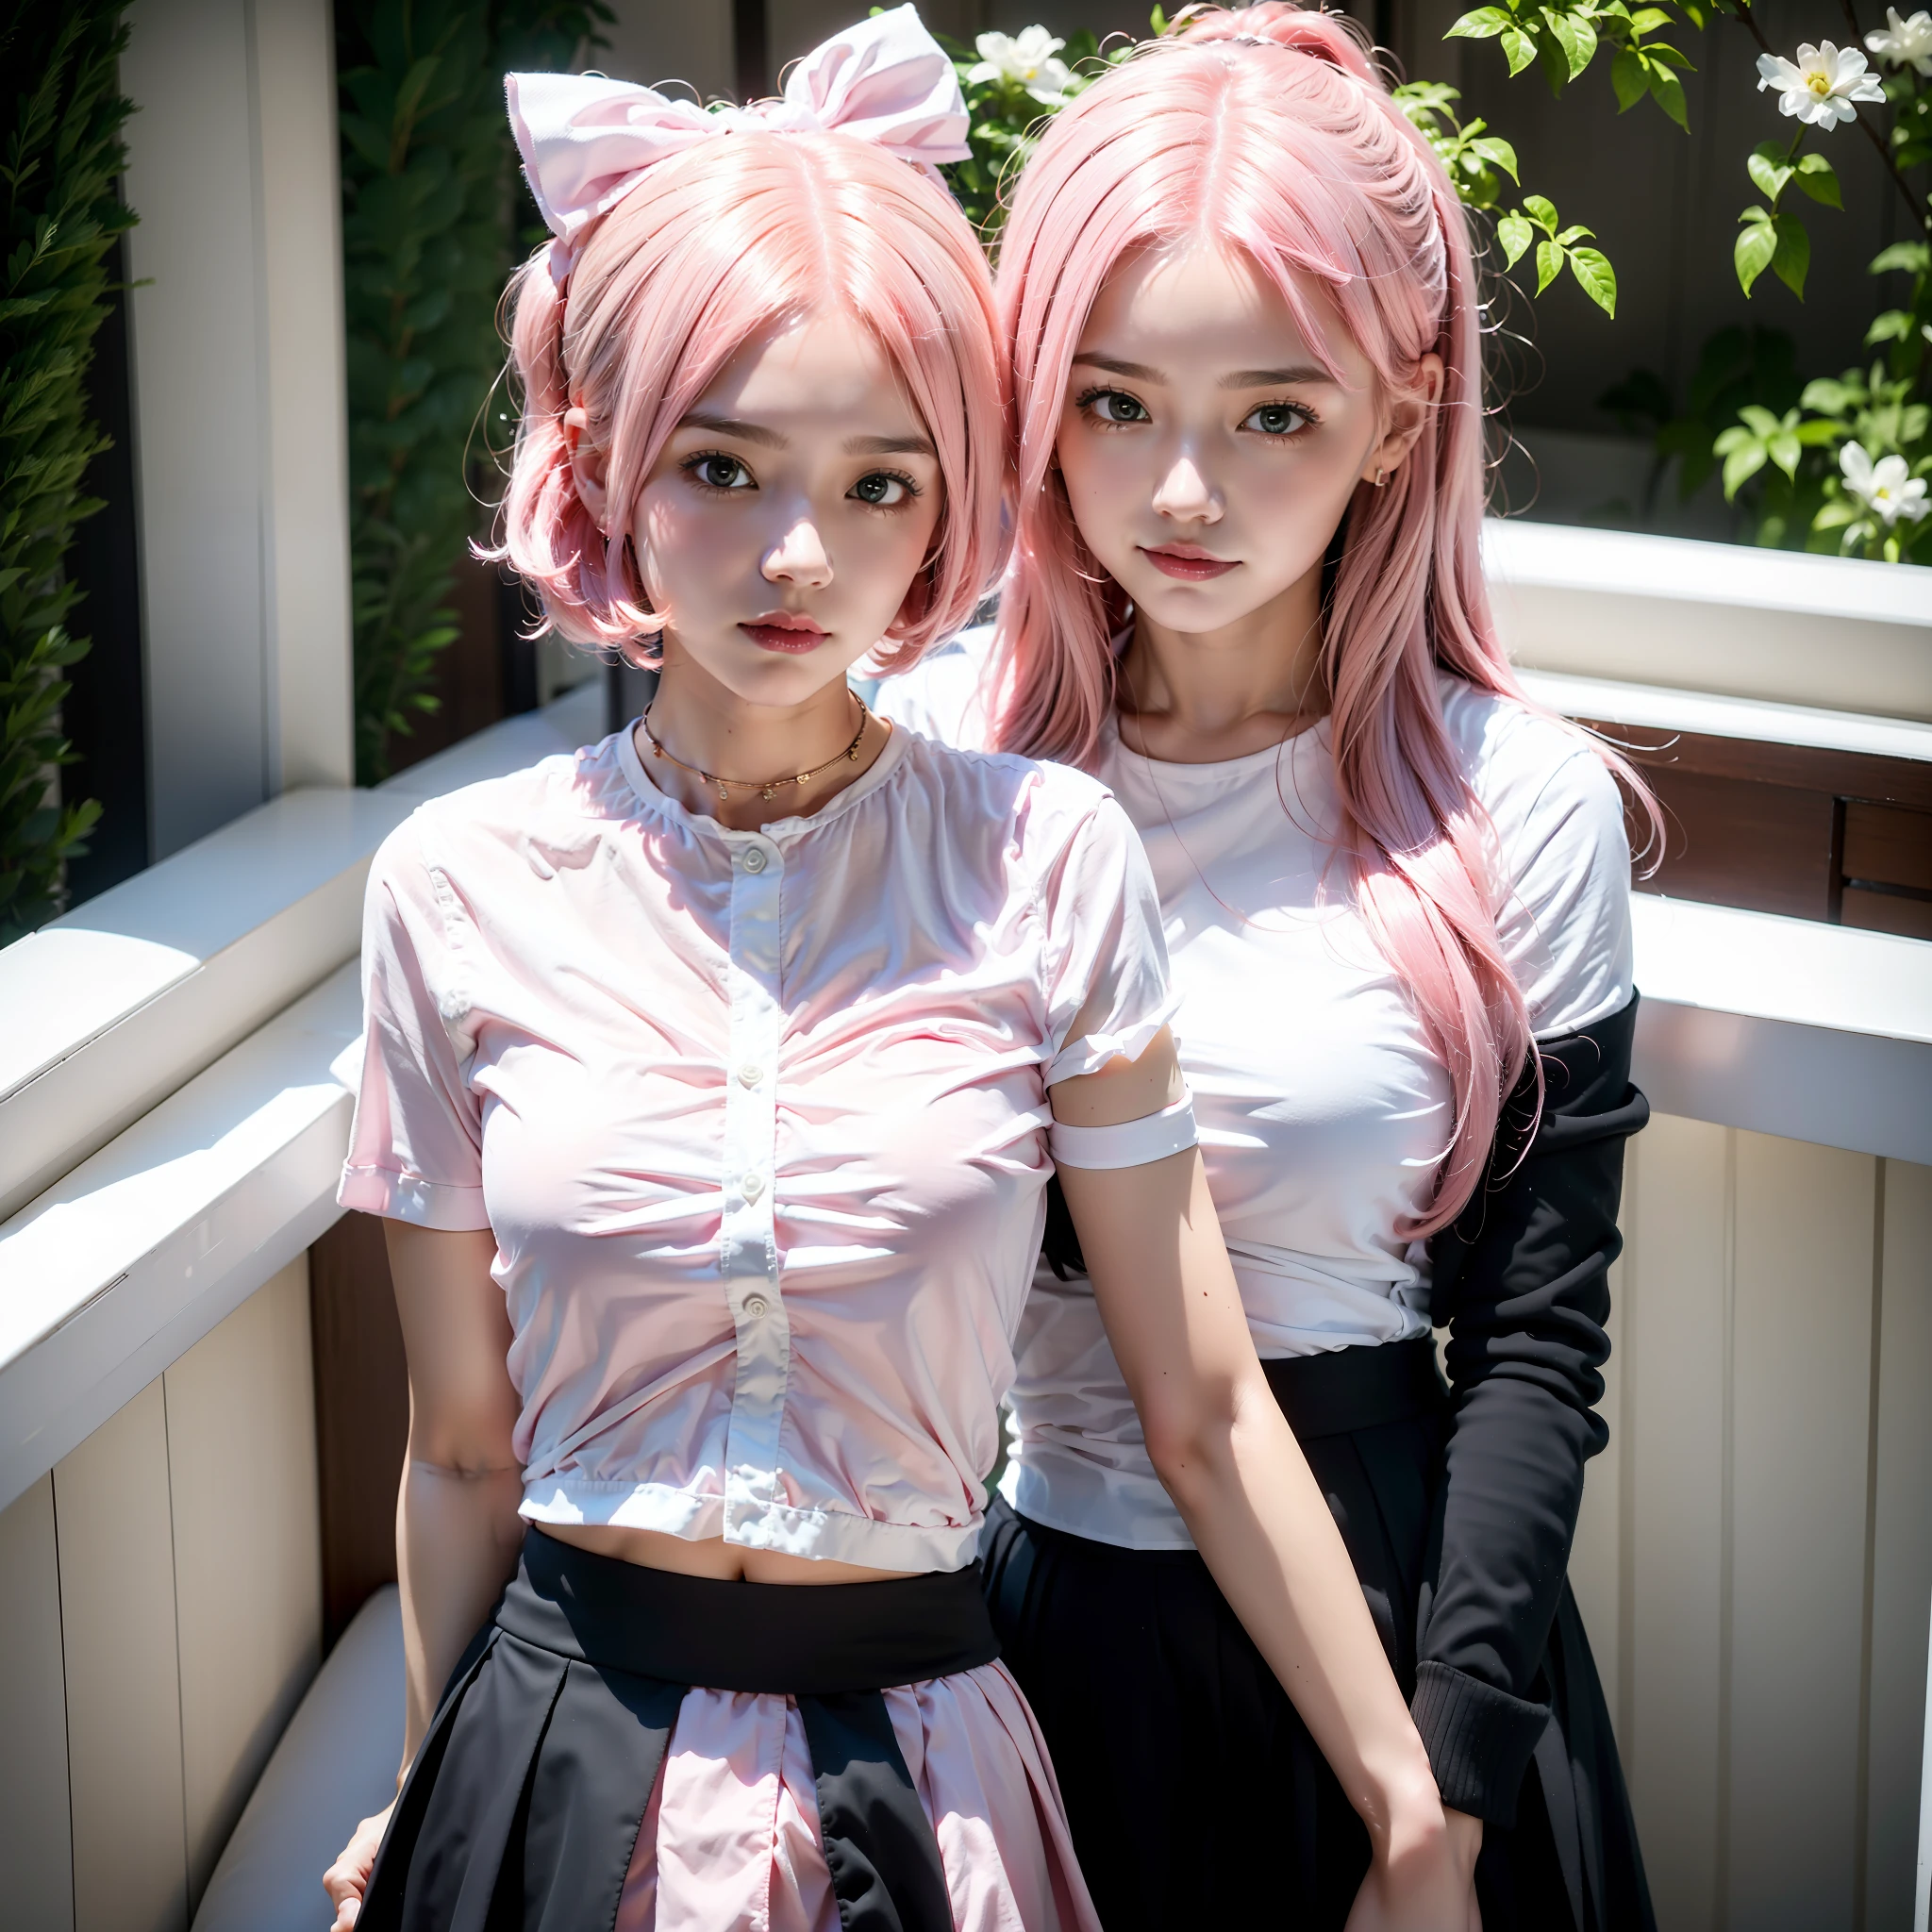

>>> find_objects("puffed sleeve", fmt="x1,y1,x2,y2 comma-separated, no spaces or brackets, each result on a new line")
337,820,492,1230
1035,785,1177,1087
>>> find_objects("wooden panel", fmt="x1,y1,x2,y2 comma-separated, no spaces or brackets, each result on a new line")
1844,801,1932,894
1865,1162,1932,1926
1621,1115,1730,1931
1841,884,1932,941
310,1210,409,1646
1637,766,1839,921
54,1378,189,1932
1578,719,1932,813
0,1474,75,1931
166,1258,323,1909
1728,1134,1878,1930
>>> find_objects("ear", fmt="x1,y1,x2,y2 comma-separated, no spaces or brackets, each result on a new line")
1360,351,1444,487
563,404,611,529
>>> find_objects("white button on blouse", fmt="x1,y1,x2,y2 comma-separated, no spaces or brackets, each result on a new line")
339,722,1174,1573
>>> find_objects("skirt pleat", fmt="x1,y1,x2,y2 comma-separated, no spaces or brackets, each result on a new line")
359,1533,1100,1932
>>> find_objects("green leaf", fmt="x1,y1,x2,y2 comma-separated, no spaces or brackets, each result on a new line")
1790,153,1840,208
1523,193,1559,231
1866,309,1914,346
1497,211,1535,268
1469,135,1521,180
1737,404,1783,436
1746,141,1794,203
1568,245,1618,316
1767,429,1802,479
1611,45,1648,109
1541,7,1598,77
1870,241,1931,276
1629,8,1674,29
1771,210,1809,298
1536,237,1565,294
1646,64,1690,129
1735,210,1778,297
1721,441,1769,498
1501,24,1540,72
1446,6,1515,35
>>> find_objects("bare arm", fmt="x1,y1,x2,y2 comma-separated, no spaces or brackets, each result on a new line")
1053,1035,1468,1924
324,1221,525,1928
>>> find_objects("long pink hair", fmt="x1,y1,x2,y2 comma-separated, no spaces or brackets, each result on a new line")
493,127,1005,667
991,3,1655,1231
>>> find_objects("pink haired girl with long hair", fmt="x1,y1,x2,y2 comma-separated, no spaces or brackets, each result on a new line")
879,7,1658,1927
321,11,1469,1930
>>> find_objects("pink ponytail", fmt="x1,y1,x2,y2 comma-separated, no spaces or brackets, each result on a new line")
991,3,1657,1231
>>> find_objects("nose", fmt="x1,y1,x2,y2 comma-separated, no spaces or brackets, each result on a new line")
1150,450,1222,525
762,515,833,590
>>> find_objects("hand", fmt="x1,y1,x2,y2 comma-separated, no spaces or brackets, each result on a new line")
1342,1789,1482,1932
323,1802,393,1931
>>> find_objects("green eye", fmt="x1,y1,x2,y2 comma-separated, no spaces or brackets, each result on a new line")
1092,391,1148,424
1243,403,1307,437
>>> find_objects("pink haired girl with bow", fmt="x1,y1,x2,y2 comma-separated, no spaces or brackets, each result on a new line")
322,11,1463,1930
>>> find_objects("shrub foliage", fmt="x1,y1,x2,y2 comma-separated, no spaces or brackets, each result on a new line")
0,4,134,943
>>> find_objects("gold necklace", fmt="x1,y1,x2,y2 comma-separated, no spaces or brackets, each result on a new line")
641,692,874,804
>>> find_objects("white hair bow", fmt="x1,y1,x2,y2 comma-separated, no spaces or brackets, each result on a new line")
507,4,970,272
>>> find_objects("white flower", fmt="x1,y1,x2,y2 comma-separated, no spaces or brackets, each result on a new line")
1840,441,1930,525
1866,7,1932,74
1756,41,1887,125
967,26,1074,103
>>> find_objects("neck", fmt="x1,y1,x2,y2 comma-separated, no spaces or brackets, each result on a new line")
636,635,885,831
1116,556,1329,764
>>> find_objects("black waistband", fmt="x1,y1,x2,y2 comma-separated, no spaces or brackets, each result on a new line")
1262,1335,1448,1441
498,1528,1001,1695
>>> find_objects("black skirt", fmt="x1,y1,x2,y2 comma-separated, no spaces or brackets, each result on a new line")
359,1528,1000,1932
980,1337,1656,1932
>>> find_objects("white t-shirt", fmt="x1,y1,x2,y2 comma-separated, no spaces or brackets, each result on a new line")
874,629,1633,1550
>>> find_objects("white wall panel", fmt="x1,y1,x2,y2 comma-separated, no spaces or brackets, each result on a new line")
166,1258,322,1910
1727,1135,1877,1930
1867,1162,1932,1926
1622,1114,1730,1930
0,1474,74,1931
54,1379,189,1932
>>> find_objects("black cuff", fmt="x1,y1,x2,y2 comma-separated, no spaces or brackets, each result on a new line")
1410,1660,1549,1827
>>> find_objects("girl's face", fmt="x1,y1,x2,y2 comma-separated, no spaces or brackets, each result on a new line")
611,311,943,706
1053,243,1435,639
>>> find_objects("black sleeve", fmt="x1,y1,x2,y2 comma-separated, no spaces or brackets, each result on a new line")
1412,992,1648,1826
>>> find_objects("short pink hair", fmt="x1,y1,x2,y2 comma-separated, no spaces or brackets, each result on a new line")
494,127,1005,669
990,4,1654,1229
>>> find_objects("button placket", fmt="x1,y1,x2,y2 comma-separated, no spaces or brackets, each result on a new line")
719,838,788,1540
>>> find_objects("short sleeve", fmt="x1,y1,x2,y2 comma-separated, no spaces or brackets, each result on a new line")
1498,746,1634,1040
1037,789,1178,1086
337,820,492,1230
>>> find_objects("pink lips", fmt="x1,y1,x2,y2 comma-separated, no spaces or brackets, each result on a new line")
741,612,829,655
1139,543,1239,581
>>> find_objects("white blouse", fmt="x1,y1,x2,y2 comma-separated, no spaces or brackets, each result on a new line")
874,632,1633,1550
339,720,1174,1574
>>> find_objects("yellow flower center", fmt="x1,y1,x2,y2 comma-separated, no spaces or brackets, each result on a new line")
1807,68,1834,92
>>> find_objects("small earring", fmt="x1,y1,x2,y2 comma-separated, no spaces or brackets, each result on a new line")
1373,468,1388,489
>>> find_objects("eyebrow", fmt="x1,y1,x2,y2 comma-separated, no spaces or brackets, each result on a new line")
844,431,938,458
1072,353,1337,391
678,411,786,447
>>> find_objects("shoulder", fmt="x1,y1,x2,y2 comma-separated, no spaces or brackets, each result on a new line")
1434,675,1626,866
372,734,634,894
869,624,1002,751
